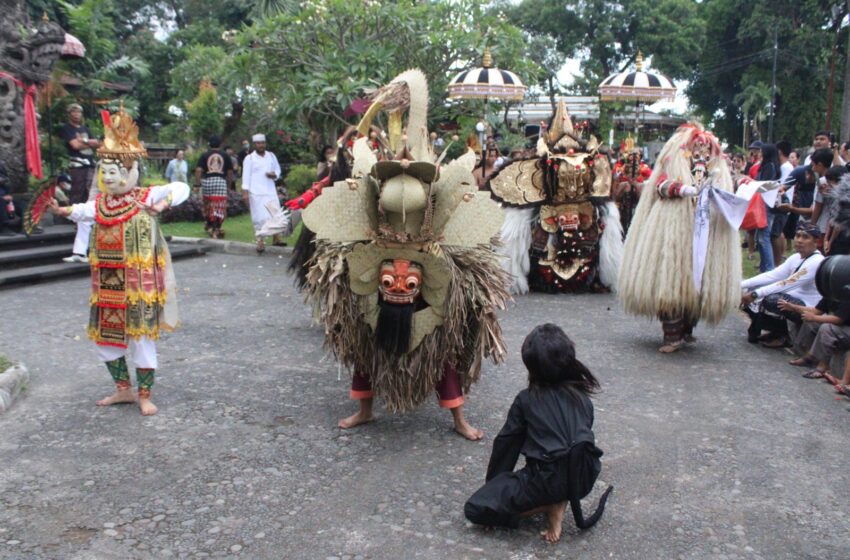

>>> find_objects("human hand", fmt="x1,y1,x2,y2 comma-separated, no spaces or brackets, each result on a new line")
265,171,276,179
777,299,795,313
741,292,756,306
801,311,819,323
242,191,249,203
136,198,168,216
681,185,699,197
1,194,11,201
775,203,792,212
47,198,69,216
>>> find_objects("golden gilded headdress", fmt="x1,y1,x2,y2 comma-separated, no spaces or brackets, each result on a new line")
97,104,147,163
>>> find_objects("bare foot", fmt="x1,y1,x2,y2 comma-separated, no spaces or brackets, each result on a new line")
96,389,136,407
453,418,484,441
540,502,566,543
659,340,684,353
139,397,158,416
338,410,373,429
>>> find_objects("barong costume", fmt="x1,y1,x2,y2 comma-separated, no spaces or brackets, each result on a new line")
618,124,742,348
302,69,510,412
489,101,624,294
64,108,189,398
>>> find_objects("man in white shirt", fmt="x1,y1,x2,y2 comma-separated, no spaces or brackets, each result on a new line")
740,222,824,347
241,133,283,253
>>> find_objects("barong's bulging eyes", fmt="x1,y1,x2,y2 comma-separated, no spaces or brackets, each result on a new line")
378,259,423,304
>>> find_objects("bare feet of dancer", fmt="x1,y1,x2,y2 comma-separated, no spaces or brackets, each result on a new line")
540,501,567,543
450,405,483,441
659,340,684,353
338,398,374,429
96,387,136,407
139,396,158,416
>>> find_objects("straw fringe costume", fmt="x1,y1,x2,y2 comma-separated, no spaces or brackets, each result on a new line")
618,124,741,348
64,108,189,398
489,101,623,295
302,70,510,412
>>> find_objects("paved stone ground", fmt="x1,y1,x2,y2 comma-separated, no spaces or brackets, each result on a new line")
1,252,850,559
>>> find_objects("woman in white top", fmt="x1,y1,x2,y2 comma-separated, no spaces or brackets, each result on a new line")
740,221,825,346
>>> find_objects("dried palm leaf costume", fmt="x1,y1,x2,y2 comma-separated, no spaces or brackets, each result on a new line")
302,69,510,412
489,101,624,294
63,108,189,399
618,124,741,348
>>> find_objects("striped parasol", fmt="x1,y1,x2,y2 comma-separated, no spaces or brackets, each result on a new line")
447,49,526,102
598,52,676,103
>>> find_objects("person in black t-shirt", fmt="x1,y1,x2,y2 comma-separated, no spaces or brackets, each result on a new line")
194,136,233,238
783,296,850,379
59,103,99,204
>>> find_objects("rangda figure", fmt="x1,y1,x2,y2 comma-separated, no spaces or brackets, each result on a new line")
489,101,623,294
48,108,189,415
618,123,742,353
302,70,510,439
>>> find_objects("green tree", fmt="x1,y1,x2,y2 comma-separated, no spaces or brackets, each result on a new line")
511,0,705,93
186,82,223,144
689,0,842,146
201,0,538,146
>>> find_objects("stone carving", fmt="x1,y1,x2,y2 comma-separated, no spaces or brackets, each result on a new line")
0,2,65,192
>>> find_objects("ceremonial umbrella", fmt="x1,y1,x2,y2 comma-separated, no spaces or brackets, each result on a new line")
61,33,86,58
447,48,526,149
598,51,676,137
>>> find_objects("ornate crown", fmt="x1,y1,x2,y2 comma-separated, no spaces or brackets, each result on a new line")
97,104,147,163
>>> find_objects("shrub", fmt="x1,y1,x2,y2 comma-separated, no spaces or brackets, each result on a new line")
284,164,316,196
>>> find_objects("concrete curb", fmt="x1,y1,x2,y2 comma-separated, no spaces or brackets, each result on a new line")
170,236,293,257
0,363,29,414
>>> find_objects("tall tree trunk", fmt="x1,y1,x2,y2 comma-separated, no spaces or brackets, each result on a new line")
841,0,850,141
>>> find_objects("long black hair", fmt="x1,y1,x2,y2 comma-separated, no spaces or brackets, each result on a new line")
757,143,781,181
521,323,599,395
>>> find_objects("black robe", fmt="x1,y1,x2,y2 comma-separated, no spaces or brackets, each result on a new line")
464,387,612,529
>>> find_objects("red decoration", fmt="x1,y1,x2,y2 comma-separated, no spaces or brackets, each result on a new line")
0,71,42,178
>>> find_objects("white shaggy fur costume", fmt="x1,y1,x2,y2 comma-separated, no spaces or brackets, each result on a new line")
618,124,741,341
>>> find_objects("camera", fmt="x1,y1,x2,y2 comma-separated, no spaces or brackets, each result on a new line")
815,255,850,301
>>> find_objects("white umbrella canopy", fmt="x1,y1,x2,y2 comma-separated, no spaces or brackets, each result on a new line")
598,52,676,103
447,48,527,102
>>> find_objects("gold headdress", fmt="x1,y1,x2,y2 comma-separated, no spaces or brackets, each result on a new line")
97,104,147,163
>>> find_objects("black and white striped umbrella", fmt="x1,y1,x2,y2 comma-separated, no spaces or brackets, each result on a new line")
598,52,676,102
447,49,526,102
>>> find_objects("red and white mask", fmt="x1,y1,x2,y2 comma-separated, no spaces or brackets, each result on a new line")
379,259,423,304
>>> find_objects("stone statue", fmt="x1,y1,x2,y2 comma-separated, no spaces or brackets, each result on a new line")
0,2,65,192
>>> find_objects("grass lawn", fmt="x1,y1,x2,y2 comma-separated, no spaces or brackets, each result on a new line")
0,355,11,372
161,214,303,245
741,232,793,279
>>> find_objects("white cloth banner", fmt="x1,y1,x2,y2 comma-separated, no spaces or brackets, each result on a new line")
692,186,753,292
735,180,782,207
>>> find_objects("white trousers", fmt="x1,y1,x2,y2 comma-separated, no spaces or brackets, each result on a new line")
96,336,158,369
72,220,92,255
249,192,282,236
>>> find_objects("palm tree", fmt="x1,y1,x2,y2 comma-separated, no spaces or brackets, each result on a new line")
735,82,772,147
